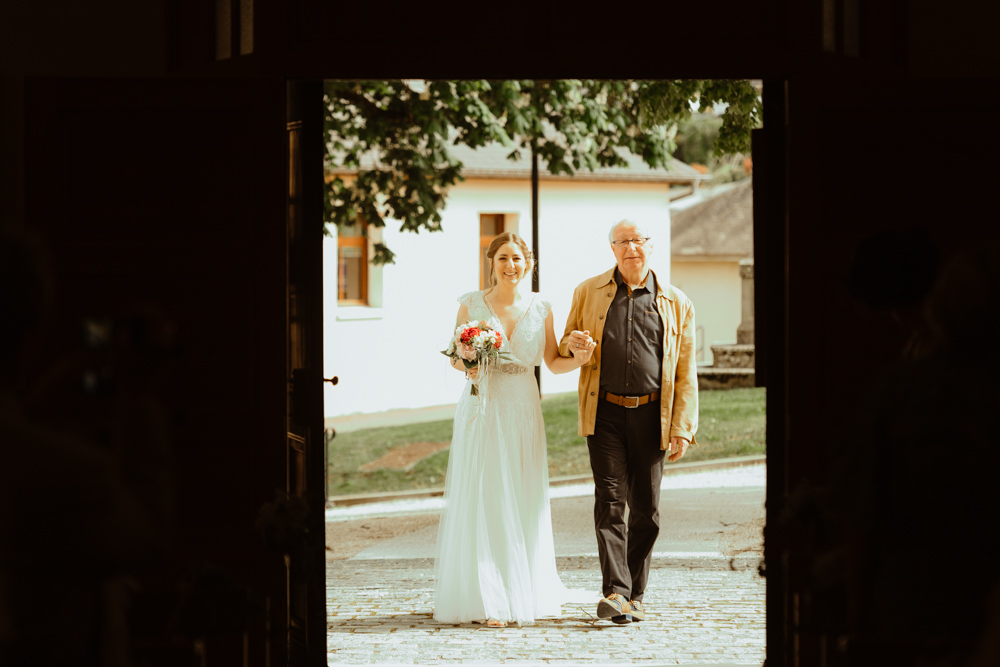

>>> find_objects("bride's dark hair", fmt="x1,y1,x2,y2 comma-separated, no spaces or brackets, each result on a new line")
486,233,534,287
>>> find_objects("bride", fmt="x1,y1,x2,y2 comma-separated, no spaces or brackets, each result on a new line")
433,232,597,627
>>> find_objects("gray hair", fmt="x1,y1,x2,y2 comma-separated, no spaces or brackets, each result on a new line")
608,219,651,243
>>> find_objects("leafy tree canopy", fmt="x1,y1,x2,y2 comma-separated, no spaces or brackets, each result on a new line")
323,79,762,264
674,112,754,184
674,114,724,167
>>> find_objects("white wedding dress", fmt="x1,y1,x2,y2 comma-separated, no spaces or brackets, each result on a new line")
433,290,587,626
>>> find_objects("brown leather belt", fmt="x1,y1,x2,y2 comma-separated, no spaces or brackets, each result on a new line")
600,390,660,408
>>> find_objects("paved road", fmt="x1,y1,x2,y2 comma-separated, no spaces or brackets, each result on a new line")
326,465,766,665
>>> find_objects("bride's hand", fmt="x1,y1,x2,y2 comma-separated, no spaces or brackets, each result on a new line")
451,355,478,378
572,338,597,365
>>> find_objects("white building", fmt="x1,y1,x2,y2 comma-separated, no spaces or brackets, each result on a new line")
324,143,708,420
670,178,754,365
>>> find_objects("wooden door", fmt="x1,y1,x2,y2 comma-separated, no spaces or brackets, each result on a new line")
22,77,297,664
284,80,328,666
752,78,789,667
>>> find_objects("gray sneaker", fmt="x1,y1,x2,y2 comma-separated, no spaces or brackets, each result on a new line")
597,593,632,623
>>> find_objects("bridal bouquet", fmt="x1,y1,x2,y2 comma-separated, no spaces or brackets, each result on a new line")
442,320,509,396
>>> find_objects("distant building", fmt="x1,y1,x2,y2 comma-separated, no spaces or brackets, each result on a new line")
324,143,708,419
670,178,753,365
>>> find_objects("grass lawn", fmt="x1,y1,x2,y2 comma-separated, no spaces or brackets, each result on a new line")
327,387,765,497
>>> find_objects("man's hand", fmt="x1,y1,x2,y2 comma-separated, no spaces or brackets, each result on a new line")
667,436,689,462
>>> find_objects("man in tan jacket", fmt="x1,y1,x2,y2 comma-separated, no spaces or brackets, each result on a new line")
560,220,699,624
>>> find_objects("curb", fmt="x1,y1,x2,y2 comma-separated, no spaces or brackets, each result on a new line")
326,454,765,508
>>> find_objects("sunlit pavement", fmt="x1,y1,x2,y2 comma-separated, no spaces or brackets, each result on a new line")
326,466,766,666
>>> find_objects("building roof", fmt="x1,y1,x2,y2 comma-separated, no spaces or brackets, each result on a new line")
328,140,710,184
671,178,753,259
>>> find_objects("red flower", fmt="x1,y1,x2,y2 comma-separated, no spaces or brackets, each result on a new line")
460,327,480,343
494,332,502,349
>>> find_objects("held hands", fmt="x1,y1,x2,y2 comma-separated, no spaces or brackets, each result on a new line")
452,355,480,380
667,436,689,462
567,330,597,366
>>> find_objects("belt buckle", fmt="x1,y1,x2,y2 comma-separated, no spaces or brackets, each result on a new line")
622,395,640,408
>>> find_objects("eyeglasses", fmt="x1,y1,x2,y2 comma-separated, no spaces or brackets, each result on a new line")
611,237,651,248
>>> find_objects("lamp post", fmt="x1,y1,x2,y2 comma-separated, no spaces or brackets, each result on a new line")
531,146,541,392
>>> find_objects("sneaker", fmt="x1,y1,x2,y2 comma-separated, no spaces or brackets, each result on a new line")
628,599,646,621
597,593,632,621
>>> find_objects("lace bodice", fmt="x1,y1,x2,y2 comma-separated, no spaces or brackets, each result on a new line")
458,290,550,369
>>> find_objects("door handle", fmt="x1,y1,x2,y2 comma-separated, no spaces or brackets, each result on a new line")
290,369,336,426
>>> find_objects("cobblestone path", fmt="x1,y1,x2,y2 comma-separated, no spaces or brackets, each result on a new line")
327,556,764,665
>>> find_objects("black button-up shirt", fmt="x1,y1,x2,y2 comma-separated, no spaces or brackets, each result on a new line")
599,268,664,396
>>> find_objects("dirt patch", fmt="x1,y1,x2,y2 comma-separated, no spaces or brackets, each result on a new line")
359,441,449,472
325,514,440,560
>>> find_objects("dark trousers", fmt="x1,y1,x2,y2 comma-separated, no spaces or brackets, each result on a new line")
586,398,665,601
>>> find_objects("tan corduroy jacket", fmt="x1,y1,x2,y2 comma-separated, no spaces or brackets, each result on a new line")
558,267,699,451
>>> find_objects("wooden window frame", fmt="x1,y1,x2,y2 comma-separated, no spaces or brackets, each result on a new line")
479,213,506,290
337,220,368,306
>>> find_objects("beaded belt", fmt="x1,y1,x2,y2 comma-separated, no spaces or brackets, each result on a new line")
495,364,531,375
